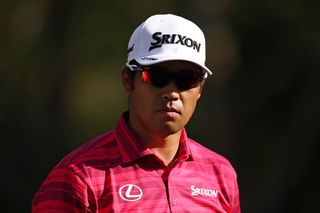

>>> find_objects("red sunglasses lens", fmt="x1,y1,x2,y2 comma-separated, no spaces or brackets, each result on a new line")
140,67,204,90
141,70,151,84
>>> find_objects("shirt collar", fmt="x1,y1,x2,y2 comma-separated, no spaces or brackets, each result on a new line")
176,128,193,162
114,111,193,164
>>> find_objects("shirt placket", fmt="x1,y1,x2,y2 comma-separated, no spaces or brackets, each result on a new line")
160,168,172,213
162,158,185,213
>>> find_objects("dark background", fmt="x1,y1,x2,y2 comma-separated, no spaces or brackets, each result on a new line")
1,0,319,212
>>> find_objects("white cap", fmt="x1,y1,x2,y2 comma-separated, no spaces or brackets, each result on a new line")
126,14,212,75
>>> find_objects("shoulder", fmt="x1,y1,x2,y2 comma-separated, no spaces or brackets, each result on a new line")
56,130,119,169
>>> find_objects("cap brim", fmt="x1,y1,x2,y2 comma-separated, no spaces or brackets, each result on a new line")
135,55,213,75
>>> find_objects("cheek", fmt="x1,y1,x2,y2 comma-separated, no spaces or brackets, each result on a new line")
130,85,156,113
182,91,200,118
186,98,198,114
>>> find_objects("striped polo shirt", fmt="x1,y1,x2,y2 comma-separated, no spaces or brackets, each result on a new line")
32,112,241,212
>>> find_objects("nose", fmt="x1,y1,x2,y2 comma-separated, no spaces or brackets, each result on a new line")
161,81,180,101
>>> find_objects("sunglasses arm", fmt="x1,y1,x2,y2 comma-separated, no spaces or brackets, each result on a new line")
126,62,144,72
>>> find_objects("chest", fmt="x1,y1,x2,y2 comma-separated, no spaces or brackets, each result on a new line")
91,162,230,212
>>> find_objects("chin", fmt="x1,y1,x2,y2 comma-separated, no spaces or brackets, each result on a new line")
157,122,183,135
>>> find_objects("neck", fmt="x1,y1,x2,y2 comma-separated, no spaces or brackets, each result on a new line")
145,132,181,166
126,110,183,166
128,120,182,166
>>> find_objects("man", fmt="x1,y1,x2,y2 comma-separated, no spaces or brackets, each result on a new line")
32,14,241,212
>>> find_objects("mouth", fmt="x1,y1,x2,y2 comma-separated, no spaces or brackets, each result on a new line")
157,106,181,115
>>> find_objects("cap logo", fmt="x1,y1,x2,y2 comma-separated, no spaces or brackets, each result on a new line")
149,32,201,52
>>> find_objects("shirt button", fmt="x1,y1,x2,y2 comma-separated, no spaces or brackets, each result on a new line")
172,200,177,206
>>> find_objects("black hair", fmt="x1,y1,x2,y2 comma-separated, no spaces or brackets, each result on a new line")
125,66,136,83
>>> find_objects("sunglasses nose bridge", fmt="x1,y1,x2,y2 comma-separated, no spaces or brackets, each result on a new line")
161,72,195,91
160,81,180,101
168,79,179,89
163,72,182,90
154,71,175,87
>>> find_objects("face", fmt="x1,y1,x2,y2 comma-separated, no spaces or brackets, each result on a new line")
122,60,204,137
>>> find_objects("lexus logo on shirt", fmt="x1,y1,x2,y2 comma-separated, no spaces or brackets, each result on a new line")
119,184,143,202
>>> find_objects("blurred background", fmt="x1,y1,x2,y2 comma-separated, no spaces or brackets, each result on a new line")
1,0,319,212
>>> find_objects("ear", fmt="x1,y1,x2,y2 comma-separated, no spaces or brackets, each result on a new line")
197,82,204,100
197,93,201,99
121,66,134,95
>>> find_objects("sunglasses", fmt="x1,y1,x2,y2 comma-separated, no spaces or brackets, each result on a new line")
130,66,206,91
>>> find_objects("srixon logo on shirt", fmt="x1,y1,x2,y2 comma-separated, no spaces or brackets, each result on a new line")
191,185,218,198
149,32,201,52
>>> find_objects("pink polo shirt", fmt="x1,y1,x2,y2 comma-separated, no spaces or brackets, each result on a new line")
32,112,241,212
